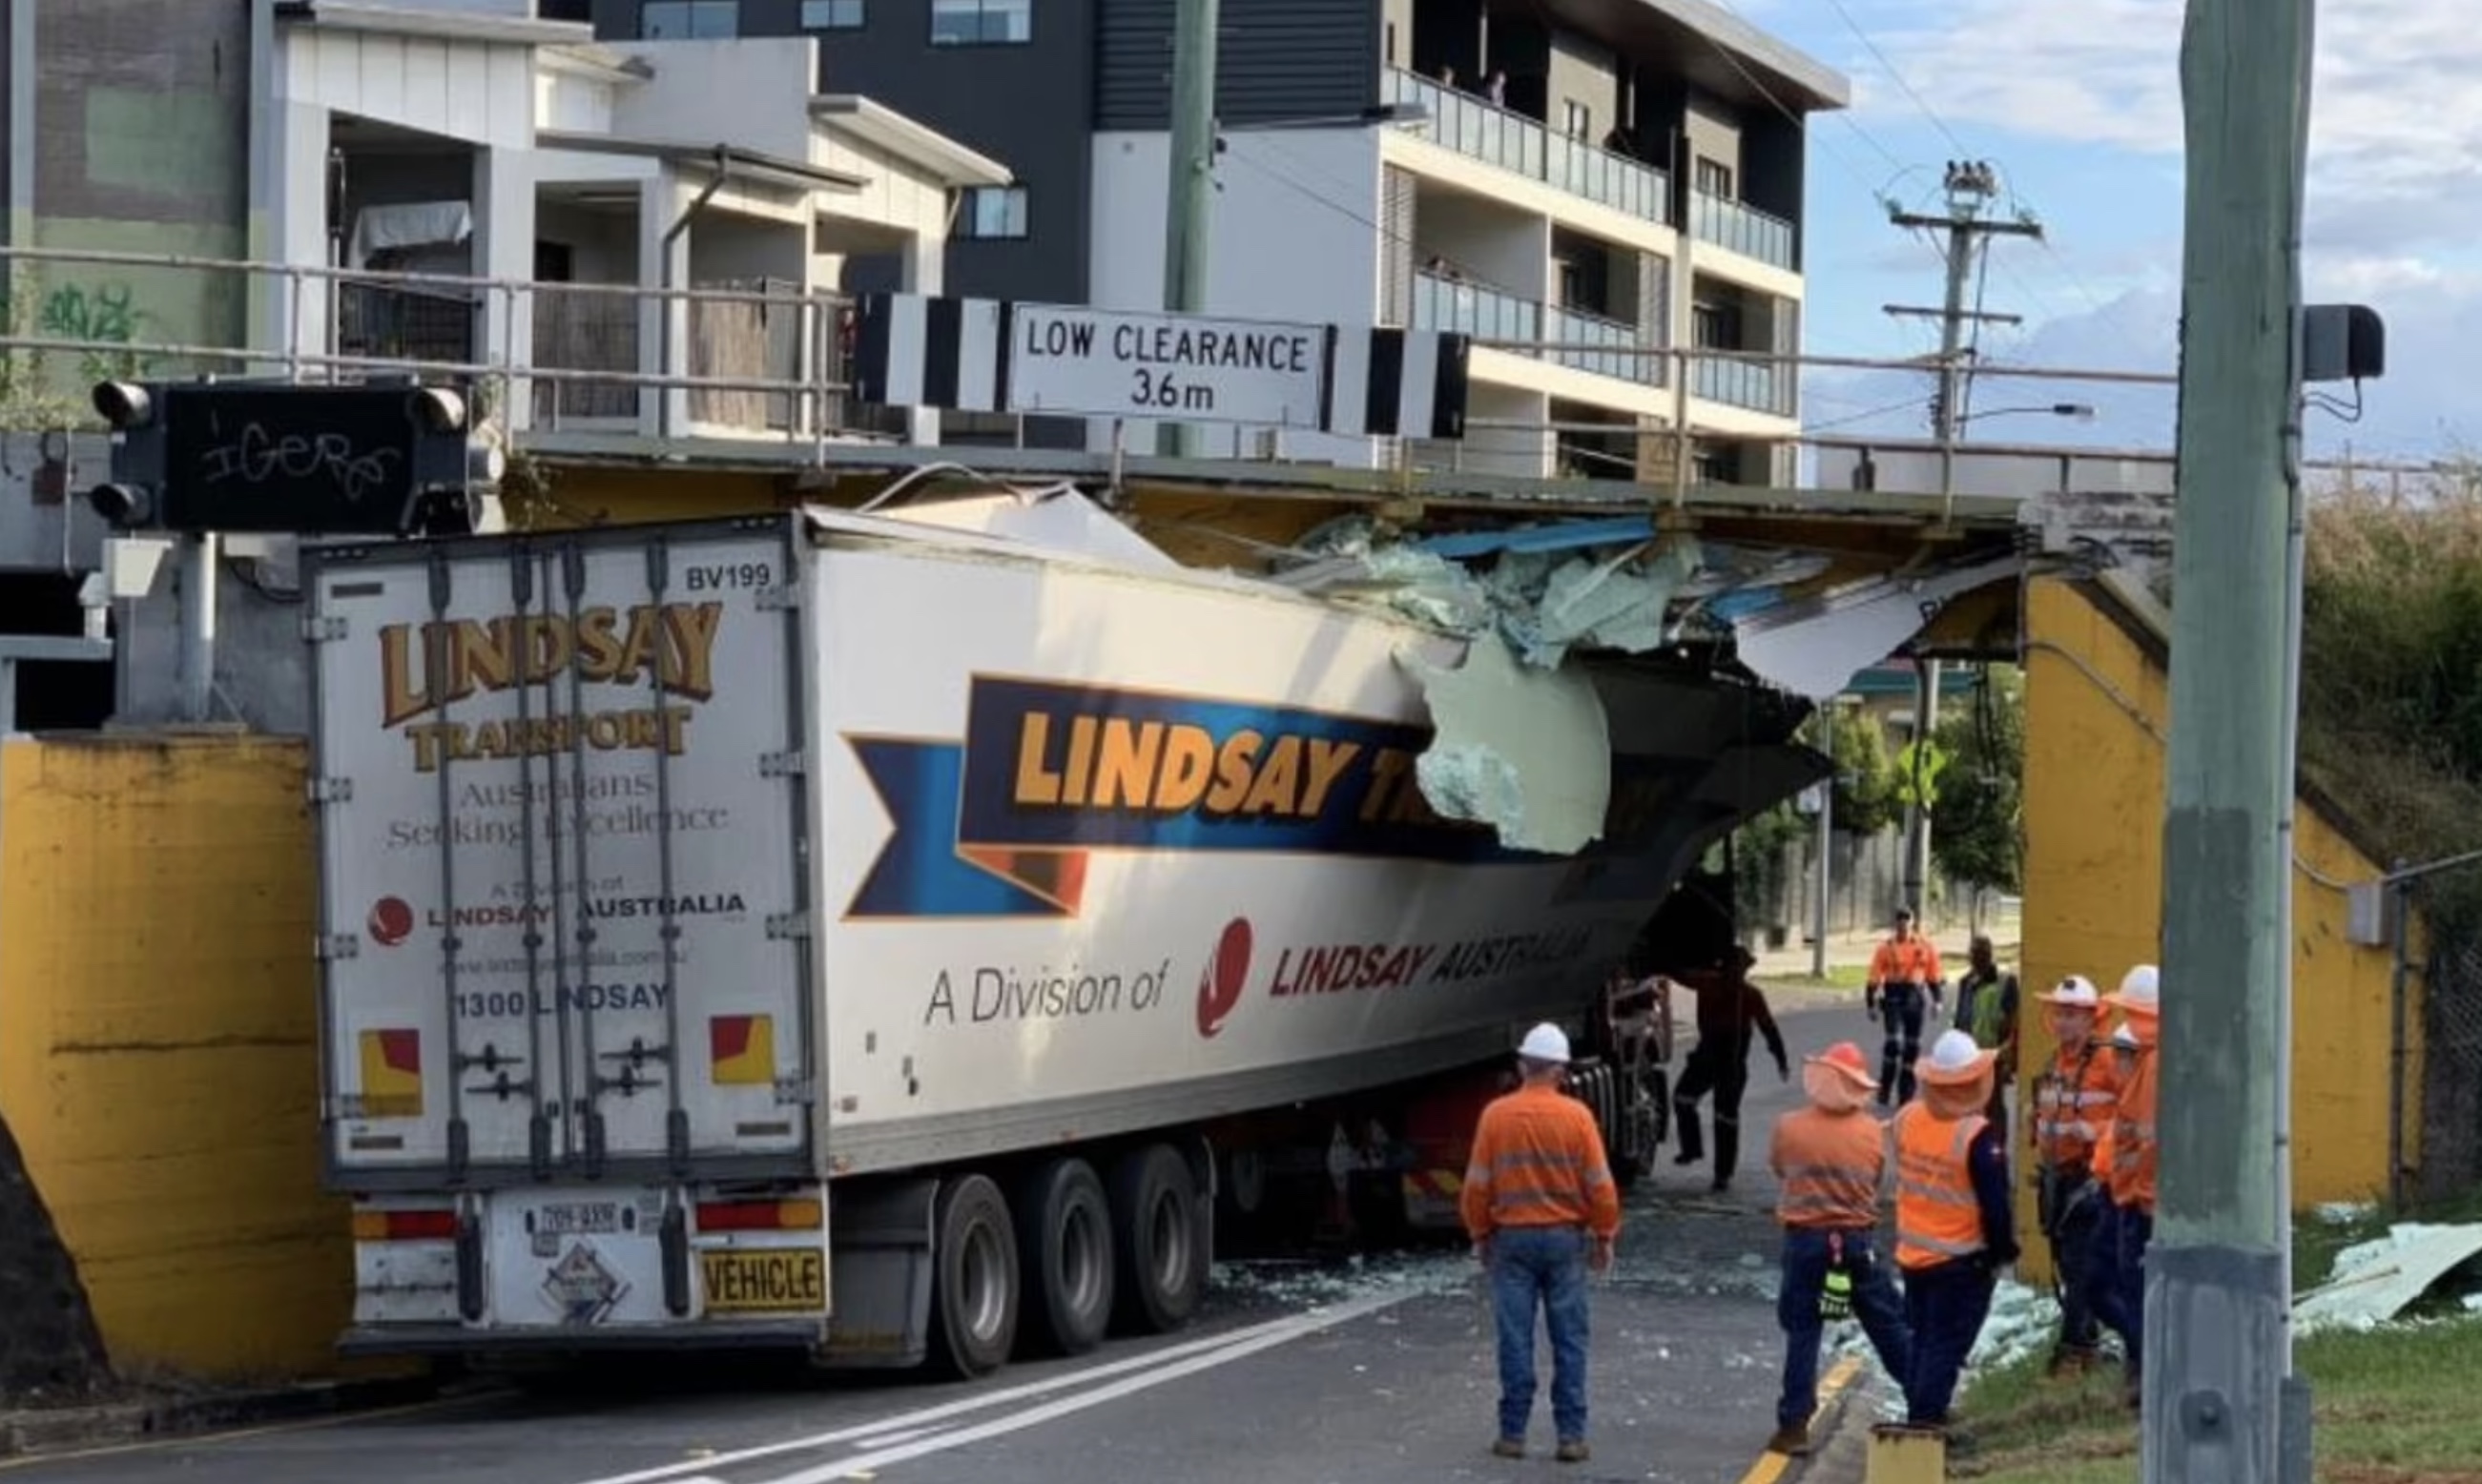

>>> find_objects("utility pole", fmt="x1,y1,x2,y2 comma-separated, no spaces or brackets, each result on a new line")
2147,0,2317,1474
1160,0,1219,461
1885,162,2043,922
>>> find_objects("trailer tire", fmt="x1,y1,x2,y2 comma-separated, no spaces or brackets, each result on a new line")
1108,1143,1205,1336
1014,1157,1115,1358
929,1173,1021,1379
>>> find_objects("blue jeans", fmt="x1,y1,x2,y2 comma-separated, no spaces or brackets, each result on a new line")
1777,1226,1913,1430
2116,1206,2155,1376
1901,1257,1996,1426
1490,1225,1591,1443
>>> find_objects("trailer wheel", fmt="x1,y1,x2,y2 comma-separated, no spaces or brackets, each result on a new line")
1014,1157,1115,1358
929,1173,1021,1379
1108,1143,1205,1335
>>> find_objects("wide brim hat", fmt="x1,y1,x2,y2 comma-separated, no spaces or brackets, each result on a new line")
2105,964,2161,1019
2041,975,2101,1008
1805,1041,1879,1092
1916,1028,2000,1086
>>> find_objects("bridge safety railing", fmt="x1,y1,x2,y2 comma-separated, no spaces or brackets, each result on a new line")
0,242,908,450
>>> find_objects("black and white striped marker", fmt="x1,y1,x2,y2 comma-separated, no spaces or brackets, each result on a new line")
852,293,1468,441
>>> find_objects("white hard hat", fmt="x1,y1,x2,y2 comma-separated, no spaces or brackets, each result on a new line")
2041,975,2100,1008
2109,964,2161,1016
1926,1028,1983,1074
1519,1022,1571,1064
2109,1021,2141,1050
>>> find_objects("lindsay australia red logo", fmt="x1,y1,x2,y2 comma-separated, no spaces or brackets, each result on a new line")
1196,917,1251,1038
368,897,416,948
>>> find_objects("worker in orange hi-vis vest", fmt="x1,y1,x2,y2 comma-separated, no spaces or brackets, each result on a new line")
1892,1030,2018,1434
2029,974,2120,1375
1460,1022,1623,1466
2099,965,2161,1411
1764,1041,1913,1459
1866,906,1946,1106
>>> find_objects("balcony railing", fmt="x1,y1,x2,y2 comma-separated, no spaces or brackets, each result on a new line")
1386,70,1670,226
1413,271,1665,389
1690,191,1798,271
1411,270,1541,343
1543,304,1660,386
1690,353,1798,418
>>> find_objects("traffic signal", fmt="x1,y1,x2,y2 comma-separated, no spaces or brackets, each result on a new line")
85,377,505,538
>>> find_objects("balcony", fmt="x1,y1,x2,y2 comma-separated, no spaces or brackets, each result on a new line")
1385,70,1669,226
1412,272,1665,388
1691,353,1797,418
1689,191,1797,272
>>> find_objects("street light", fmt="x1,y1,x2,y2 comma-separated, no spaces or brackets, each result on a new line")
1957,402,2096,426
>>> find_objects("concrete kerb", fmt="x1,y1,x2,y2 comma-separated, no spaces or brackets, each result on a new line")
0,1372,465,1462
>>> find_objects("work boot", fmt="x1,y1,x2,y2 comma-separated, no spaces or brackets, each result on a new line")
1492,1436,1524,1459
1555,1439,1590,1463
1766,1424,1812,1456
1673,1103,1703,1164
2045,1344,2099,1378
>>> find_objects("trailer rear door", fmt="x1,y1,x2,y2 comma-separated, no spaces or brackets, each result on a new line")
306,520,817,1188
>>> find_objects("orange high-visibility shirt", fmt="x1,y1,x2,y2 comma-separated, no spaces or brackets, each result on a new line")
1870,936,1942,988
1771,1106,1889,1230
1459,1082,1624,1242
1893,1103,1989,1270
2035,1041,2121,1171
2108,1044,2160,1213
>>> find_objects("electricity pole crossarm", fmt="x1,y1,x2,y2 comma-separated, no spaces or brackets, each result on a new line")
1884,305,2025,328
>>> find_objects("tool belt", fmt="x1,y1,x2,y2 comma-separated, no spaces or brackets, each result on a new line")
2036,1163,2099,1238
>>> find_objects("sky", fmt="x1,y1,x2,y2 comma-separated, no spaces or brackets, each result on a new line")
1735,0,2480,465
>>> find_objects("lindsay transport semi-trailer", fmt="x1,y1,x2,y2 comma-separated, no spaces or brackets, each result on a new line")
303,494,1819,1378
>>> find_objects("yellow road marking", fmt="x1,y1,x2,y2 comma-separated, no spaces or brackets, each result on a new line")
0,1392,476,1474
1736,1354,1867,1484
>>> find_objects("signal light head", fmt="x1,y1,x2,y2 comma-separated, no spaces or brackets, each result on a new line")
86,483,155,527
92,381,152,430
408,386,467,433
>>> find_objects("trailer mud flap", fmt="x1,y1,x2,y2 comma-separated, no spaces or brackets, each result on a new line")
817,1178,938,1370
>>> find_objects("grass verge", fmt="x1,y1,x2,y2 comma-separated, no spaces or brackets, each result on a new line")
1955,1319,2482,1484
1956,1193,2482,1484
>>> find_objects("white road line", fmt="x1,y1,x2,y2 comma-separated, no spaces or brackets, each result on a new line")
840,1426,948,1451
754,1292,1410,1484
562,1306,1388,1484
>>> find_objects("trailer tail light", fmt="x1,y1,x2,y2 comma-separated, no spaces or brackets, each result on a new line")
357,1028,424,1119
695,1199,823,1233
351,1207,458,1242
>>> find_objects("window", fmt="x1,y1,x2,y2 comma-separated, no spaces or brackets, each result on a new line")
932,0,1031,46
641,1,737,38
801,0,864,28
957,185,1029,239
1695,156,1735,198
1562,100,1591,141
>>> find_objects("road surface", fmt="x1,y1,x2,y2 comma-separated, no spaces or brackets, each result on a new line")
3,1005,1882,1484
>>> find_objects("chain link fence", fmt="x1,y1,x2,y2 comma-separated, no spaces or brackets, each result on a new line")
2415,934,2482,1203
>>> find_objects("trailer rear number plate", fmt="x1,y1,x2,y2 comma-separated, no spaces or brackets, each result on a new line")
701,1249,825,1313
536,1202,625,1237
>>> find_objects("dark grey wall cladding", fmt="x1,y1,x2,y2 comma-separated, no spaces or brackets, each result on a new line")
594,0,1099,307
1097,0,1379,131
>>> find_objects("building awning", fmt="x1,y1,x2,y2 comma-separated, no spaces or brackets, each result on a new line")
535,132,868,196
810,95,1013,189
273,0,591,50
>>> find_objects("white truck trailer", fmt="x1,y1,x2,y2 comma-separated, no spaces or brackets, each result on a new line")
304,498,1818,1376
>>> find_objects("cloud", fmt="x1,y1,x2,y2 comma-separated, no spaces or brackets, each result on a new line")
1803,262,2480,459
1853,0,2482,260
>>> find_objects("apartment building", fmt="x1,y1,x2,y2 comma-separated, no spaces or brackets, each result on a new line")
585,0,1848,477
